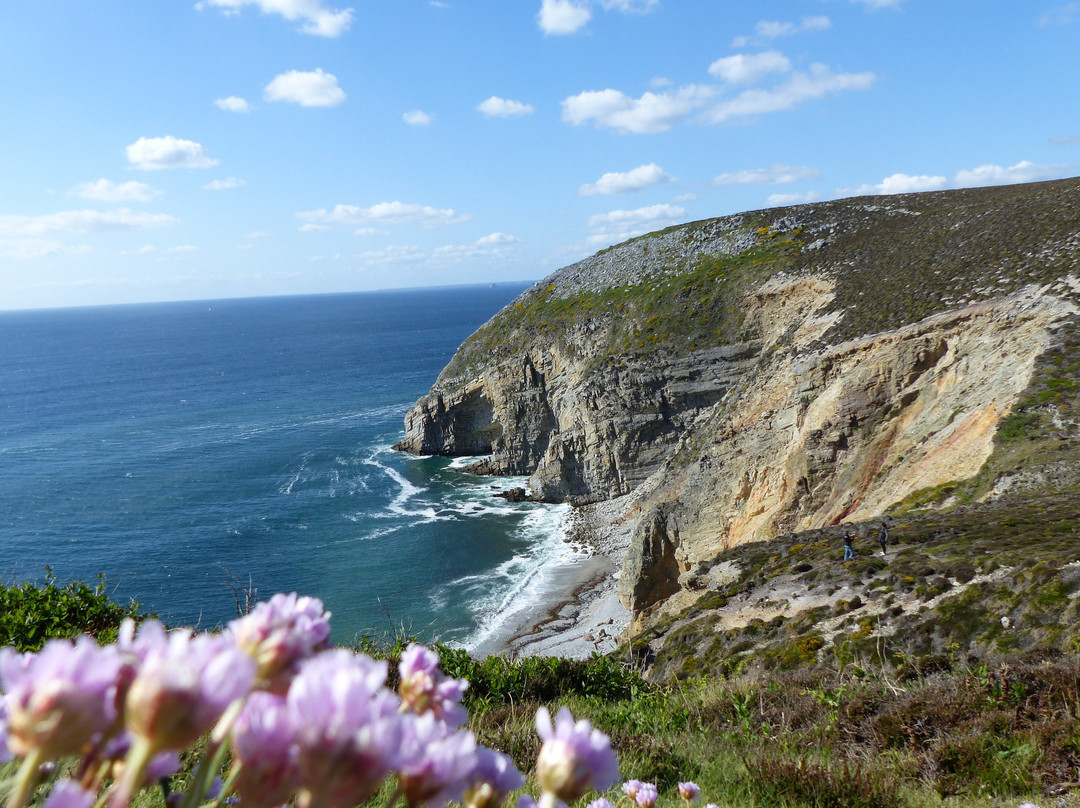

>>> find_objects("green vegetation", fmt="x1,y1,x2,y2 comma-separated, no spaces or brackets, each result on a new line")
0,568,145,651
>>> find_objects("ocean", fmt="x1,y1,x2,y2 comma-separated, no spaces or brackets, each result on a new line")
0,283,576,648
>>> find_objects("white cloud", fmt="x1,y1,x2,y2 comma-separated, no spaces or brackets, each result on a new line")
705,64,876,123
561,85,714,134
0,208,179,237
264,69,346,107
1039,3,1080,25
766,191,821,207
357,245,427,266
713,165,822,186
203,177,247,190
841,173,947,196
953,160,1073,187
850,0,902,8
587,203,686,246
246,230,270,239
0,239,93,261
196,0,354,37
600,0,659,12
477,96,536,118
297,201,471,229
403,109,433,126
579,163,675,195
537,0,591,34
72,179,162,202
1051,133,1080,145
733,15,830,46
126,136,218,170
215,96,253,112
476,232,520,245
120,245,157,256
708,51,792,85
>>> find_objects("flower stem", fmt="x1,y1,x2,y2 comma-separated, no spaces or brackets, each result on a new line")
8,748,46,808
106,734,156,808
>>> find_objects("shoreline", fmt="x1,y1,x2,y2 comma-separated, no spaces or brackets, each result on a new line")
471,495,636,659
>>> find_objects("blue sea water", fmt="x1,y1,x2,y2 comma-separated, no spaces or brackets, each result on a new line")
0,283,570,647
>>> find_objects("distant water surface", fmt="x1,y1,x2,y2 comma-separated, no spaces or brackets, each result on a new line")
0,284,578,646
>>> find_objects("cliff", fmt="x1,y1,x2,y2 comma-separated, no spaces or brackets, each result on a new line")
396,177,1080,657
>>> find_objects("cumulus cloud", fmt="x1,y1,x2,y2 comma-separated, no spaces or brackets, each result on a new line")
203,177,247,190
403,109,433,126
477,96,536,117
537,0,591,34
297,201,471,229
713,165,822,186
126,136,218,170
0,208,179,237
562,85,715,134
953,160,1074,187
196,0,354,37
766,191,821,207
433,233,522,262
587,203,686,246
71,179,162,202
846,173,948,196
708,51,792,85
476,232,520,245
215,96,253,112
264,69,346,107
579,163,675,195
705,64,876,123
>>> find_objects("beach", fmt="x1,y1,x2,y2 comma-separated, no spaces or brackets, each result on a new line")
470,495,637,659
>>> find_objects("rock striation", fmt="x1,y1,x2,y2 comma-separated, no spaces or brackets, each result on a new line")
396,178,1080,632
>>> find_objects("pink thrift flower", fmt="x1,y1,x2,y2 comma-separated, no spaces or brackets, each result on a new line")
231,692,301,808
398,712,478,807
398,643,469,728
229,593,332,695
535,706,619,802
588,800,613,808
678,782,700,802
288,649,407,808
622,780,643,800
517,797,538,808
1,701,12,764
42,780,96,808
464,746,526,808
0,637,123,761
124,623,255,752
635,783,658,808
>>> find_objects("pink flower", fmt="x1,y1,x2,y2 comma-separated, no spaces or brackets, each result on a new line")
677,782,700,802
397,712,478,807
124,623,255,752
231,692,301,808
622,780,643,800
588,799,613,808
463,746,526,808
398,643,469,728
0,637,123,760
288,649,407,808
229,593,332,695
635,782,658,808
535,707,619,802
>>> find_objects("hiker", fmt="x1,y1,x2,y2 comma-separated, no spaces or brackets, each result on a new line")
877,521,889,557
842,527,856,561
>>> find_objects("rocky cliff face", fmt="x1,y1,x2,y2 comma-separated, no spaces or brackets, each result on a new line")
396,178,1080,628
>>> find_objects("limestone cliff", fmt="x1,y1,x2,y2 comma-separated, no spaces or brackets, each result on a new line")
396,177,1080,628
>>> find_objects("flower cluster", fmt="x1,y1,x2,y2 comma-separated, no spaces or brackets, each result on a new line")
0,593,623,808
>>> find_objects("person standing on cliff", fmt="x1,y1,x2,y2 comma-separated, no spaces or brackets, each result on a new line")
877,521,890,558
842,527,856,561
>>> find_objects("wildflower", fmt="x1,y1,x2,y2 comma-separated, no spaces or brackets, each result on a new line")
517,797,539,808
463,746,526,808
124,624,255,752
230,692,301,808
622,781,643,800
535,706,619,802
398,643,469,728
589,799,614,808
288,649,407,808
1,701,12,764
635,783,658,808
229,593,332,695
42,780,96,808
677,782,700,802
0,637,123,761
397,712,478,807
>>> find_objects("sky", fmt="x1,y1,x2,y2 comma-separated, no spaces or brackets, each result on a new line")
1,1,1078,311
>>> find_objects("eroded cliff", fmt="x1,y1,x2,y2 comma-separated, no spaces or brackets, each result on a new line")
396,178,1080,632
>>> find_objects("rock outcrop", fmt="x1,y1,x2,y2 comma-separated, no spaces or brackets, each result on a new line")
396,177,1080,630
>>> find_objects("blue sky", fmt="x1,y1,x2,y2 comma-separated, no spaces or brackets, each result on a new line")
1,1,1078,310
